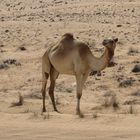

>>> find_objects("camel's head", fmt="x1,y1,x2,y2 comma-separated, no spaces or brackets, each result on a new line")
102,37,118,51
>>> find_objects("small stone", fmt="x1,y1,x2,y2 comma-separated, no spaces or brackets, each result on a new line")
19,46,26,51
116,24,122,27
5,30,9,33
132,64,140,73
0,63,9,69
0,44,4,47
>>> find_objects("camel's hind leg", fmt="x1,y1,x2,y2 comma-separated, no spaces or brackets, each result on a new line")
41,52,51,112
41,72,49,112
49,67,59,112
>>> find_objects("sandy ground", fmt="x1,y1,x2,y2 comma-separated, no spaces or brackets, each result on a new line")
0,0,140,139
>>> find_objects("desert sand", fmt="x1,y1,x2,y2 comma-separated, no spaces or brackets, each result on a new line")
0,0,140,139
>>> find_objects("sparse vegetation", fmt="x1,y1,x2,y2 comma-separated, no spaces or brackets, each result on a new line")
102,94,119,110
0,59,21,70
3,59,21,66
29,111,50,120
19,46,26,51
92,113,98,119
112,96,119,109
131,90,140,96
129,105,134,114
128,47,139,55
0,63,9,70
125,104,137,114
22,108,30,113
102,97,111,107
103,92,115,97
55,96,61,105
11,93,24,107
42,112,50,120
119,78,134,88
78,113,84,118
31,111,42,119
123,99,140,105
24,92,42,99
0,0,140,138
89,70,98,76
132,64,140,73
116,24,122,27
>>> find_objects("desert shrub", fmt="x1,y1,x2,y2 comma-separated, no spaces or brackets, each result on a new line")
78,113,84,118
3,59,21,66
123,99,139,105
0,63,9,69
128,47,139,55
119,77,134,88
11,93,24,107
131,90,140,96
24,92,42,99
92,113,98,119
132,64,140,73
102,94,119,110
103,92,115,97
18,46,26,51
129,105,134,114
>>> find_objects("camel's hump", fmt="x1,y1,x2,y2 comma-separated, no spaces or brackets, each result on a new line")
61,33,74,41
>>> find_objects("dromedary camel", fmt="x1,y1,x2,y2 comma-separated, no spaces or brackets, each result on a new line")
41,33,118,116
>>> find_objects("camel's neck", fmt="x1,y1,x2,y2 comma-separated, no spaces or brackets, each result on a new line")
88,47,114,71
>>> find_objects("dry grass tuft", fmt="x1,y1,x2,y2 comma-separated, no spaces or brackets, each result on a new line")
129,105,134,114
78,113,84,118
132,64,140,73
11,93,24,107
112,96,119,109
55,96,61,105
102,97,111,107
92,113,98,119
29,111,50,120
0,63,9,69
102,94,119,110
131,90,140,96
128,47,139,55
126,104,136,114
119,78,134,88
42,112,50,120
24,92,42,99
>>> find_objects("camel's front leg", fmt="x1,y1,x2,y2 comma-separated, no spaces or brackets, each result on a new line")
76,72,89,116
49,68,59,112
76,74,84,116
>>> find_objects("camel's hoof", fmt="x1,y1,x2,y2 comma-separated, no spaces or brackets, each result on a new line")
78,113,84,118
76,112,84,118
54,109,62,114
42,108,47,113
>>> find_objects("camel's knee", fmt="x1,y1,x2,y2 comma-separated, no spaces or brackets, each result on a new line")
41,72,49,91
77,93,82,100
49,88,53,95
42,72,49,80
48,82,55,94
41,88,46,97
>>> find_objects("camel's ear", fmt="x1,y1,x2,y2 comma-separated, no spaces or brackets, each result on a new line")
114,38,118,42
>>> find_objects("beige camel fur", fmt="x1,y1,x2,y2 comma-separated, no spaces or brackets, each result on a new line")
41,33,118,116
